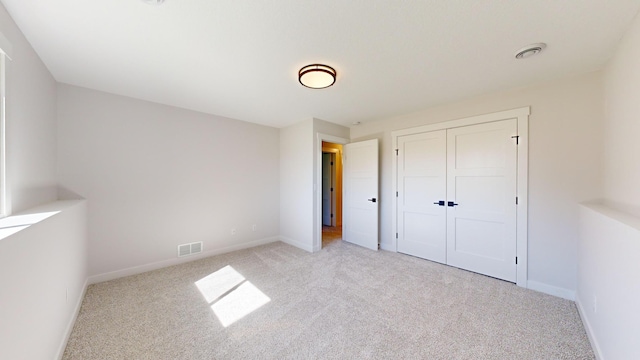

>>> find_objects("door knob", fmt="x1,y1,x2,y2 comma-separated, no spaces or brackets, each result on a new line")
433,200,445,206
448,201,458,207
367,198,377,203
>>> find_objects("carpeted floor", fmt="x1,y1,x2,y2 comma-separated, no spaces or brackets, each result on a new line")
322,225,342,248
63,241,594,359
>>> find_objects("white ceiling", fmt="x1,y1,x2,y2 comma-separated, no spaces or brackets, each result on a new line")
2,0,640,128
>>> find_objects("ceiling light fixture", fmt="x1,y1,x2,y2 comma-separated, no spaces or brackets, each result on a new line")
298,64,336,89
515,43,547,59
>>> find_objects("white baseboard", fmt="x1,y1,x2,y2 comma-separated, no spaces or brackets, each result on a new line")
88,237,280,284
56,278,88,360
527,280,576,300
576,297,603,360
279,236,313,252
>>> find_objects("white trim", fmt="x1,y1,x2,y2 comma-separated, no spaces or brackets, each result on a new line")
56,278,88,360
88,236,280,284
315,133,348,252
0,32,13,60
280,235,314,253
515,111,529,286
391,107,531,138
0,53,7,218
391,107,530,288
391,131,399,252
526,280,576,301
576,297,603,360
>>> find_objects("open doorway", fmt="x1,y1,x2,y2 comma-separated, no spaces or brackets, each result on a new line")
321,141,343,248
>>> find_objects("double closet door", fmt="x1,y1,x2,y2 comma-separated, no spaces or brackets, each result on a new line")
396,119,518,282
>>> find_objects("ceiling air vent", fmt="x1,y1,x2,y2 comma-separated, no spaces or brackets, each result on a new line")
515,43,547,59
141,0,165,5
178,242,203,257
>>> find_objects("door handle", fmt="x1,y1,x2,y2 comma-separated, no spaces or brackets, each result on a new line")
448,201,458,207
433,200,445,206
367,198,377,203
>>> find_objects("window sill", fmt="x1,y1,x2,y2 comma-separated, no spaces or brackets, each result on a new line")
0,200,85,241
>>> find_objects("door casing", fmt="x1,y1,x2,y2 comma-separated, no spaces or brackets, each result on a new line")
315,133,349,251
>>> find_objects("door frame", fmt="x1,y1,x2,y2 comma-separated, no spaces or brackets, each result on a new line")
315,133,349,251
322,150,340,227
322,152,333,226
391,107,530,287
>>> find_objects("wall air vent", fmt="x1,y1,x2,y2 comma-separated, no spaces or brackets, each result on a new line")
178,241,203,257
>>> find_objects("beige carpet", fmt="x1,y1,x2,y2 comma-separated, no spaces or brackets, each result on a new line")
63,241,594,359
322,225,342,248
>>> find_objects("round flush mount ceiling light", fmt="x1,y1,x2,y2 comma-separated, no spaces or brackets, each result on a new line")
299,64,337,89
515,43,547,59
141,0,165,5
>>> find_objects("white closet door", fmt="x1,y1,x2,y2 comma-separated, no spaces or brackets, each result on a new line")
397,130,447,263
343,139,379,251
446,119,518,282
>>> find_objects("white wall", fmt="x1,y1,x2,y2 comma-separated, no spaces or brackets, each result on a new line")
278,118,349,252
602,11,640,218
0,5,88,360
577,204,640,359
575,11,640,359
0,200,88,360
351,72,604,297
279,119,314,251
57,84,280,280
0,3,58,213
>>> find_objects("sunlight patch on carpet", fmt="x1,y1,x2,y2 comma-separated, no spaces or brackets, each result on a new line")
195,265,245,303
195,265,270,327
211,281,270,327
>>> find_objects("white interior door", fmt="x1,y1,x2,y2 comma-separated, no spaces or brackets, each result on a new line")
322,153,332,226
397,130,447,263
446,119,518,282
343,139,379,251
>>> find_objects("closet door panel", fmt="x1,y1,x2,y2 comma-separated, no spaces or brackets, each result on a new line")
446,119,518,282
397,130,447,263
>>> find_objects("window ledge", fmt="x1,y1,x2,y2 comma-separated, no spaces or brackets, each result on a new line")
580,201,640,233
0,200,85,241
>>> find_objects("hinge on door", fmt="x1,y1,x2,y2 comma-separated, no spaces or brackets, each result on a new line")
331,188,334,191
331,214,333,218
396,191,399,197
515,257,518,265
511,135,520,145
395,149,399,156
516,196,518,205
330,161,333,166
396,233,398,239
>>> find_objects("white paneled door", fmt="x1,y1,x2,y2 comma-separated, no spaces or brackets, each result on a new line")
396,119,518,282
397,130,447,263
446,119,517,282
343,139,379,251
